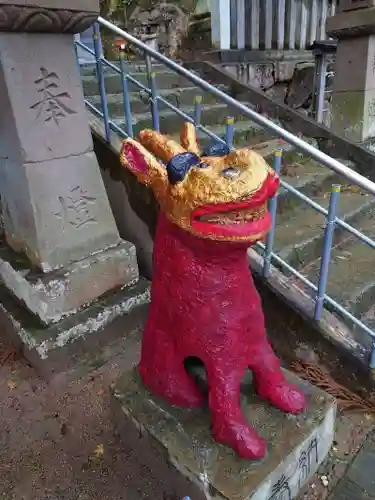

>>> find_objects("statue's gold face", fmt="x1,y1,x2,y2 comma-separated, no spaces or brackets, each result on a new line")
120,122,279,243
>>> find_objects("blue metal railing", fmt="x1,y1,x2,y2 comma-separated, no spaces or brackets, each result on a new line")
75,18,375,368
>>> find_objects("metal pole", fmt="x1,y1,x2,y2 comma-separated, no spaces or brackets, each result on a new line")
96,17,375,195
314,184,341,321
93,22,111,142
119,51,134,138
370,343,375,370
262,149,283,278
225,117,234,149
194,95,202,127
144,53,160,132
315,53,328,124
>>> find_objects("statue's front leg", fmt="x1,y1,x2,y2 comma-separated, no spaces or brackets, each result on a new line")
205,361,267,460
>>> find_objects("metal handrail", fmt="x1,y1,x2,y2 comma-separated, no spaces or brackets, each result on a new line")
97,16,375,197
78,20,375,365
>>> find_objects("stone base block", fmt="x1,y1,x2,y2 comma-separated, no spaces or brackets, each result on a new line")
331,89,375,142
332,36,375,93
0,239,139,324
0,276,150,379
1,152,121,271
111,367,336,500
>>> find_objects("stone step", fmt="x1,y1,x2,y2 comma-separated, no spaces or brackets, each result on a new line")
79,61,168,77
358,306,375,351
277,158,339,213
81,70,197,96
171,119,273,150
86,85,226,117
0,276,150,379
111,366,336,500
0,239,139,325
274,186,375,270
300,206,375,320
112,102,268,137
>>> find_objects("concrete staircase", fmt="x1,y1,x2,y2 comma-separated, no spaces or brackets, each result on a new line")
80,61,375,354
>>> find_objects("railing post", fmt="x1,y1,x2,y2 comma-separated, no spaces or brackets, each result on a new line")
194,95,202,127
314,184,341,321
370,343,375,372
262,149,282,279
144,53,160,132
119,50,134,138
93,23,111,142
225,117,234,149
311,50,328,124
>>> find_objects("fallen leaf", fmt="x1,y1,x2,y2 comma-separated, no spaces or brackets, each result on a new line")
7,379,18,390
93,444,104,459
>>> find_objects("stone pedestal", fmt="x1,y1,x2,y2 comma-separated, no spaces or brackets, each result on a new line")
0,1,150,374
327,6,375,142
112,367,336,500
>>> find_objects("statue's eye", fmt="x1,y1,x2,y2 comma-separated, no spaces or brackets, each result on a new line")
198,161,209,169
222,166,241,179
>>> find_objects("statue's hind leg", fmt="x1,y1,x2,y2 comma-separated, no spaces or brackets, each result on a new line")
139,325,204,408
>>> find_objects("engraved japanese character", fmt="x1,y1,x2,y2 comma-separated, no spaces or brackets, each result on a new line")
30,67,76,124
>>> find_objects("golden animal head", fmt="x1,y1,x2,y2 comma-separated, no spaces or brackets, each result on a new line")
120,122,279,243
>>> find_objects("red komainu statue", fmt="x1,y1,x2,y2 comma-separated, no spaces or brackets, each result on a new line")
120,122,306,460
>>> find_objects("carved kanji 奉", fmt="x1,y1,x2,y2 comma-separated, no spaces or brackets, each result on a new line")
120,123,306,460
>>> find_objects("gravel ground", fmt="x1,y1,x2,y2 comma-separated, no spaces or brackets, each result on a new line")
0,338,174,500
0,332,374,500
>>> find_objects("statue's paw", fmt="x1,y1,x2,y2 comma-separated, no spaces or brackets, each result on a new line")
139,364,204,408
257,381,306,415
213,417,267,460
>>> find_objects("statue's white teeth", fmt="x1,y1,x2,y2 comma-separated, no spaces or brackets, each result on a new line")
199,205,266,224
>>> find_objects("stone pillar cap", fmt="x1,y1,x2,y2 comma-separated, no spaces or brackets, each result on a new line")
0,0,100,34
326,7,375,38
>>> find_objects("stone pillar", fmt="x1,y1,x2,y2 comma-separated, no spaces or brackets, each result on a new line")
210,0,231,50
326,2,375,142
0,1,149,371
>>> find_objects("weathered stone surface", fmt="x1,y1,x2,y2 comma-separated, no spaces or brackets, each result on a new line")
346,442,375,493
222,63,275,89
0,276,150,378
112,367,336,500
285,64,315,109
0,239,139,325
330,478,373,499
333,36,375,93
0,1,99,34
0,33,93,163
330,429,375,499
1,152,120,271
338,0,375,12
331,89,375,142
327,8,375,142
326,6,375,38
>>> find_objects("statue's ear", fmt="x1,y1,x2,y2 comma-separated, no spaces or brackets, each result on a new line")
120,139,168,190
